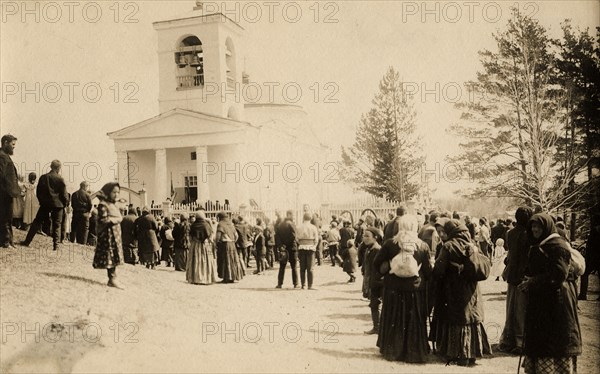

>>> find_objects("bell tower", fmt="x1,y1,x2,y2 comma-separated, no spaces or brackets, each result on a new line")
152,2,245,120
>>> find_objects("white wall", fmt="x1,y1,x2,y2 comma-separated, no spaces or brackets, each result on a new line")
127,150,156,205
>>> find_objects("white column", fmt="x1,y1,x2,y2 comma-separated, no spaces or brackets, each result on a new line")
116,151,129,186
116,150,130,203
196,146,210,204
154,148,168,202
236,142,249,208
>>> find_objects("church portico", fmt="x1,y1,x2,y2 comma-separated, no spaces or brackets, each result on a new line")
108,108,255,206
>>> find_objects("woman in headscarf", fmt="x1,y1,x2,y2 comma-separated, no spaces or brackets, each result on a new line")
519,213,582,374
373,215,432,363
215,211,244,283
92,182,124,289
173,212,191,272
187,210,216,285
432,219,491,366
477,217,492,260
136,206,160,269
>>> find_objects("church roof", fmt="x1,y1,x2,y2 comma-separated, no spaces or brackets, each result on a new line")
107,108,255,139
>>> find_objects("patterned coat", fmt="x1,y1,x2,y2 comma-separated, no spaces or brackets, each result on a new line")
92,200,124,269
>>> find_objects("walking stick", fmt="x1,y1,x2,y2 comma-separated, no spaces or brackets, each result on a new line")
517,288,527,374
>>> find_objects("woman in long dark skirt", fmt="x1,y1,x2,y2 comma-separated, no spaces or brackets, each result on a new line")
187,211,216,285
373,215,432,363
92,183,124,289
215,212,244,283
520,213,582,374
173,213,190,271
432,219,491,366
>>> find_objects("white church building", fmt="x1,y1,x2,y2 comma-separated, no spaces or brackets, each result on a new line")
108,6,331,210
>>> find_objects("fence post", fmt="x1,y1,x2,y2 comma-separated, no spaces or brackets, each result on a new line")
320,202,330,223
139,189,148,208
162,201,171,217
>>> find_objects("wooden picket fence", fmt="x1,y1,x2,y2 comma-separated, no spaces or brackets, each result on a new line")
151,193,408,226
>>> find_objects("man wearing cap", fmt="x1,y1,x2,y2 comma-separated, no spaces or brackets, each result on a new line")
0,134,20,249
21,160,69,251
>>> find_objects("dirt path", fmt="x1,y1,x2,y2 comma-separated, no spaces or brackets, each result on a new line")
1,231,598,373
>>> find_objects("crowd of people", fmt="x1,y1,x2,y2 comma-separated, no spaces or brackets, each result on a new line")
1,133,599,372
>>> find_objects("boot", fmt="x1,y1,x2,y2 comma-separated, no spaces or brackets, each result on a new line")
107,268,124,289
364,308,379,334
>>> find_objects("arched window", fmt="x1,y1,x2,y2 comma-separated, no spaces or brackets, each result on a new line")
225,37,236,89
175,35,203,88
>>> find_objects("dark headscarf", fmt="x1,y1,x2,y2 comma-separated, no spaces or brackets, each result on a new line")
527,213,558,244
97,182,120,203
443,219,471,241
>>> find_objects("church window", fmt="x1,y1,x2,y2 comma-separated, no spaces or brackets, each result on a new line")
225,37,236,89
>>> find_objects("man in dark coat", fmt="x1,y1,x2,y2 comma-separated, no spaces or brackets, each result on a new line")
498,206,533,354
0,134,20,248
276,210,299,288
383,205,407,241
121,208,138,265
70,181,92,244
21,160,69,251
491,219,507,244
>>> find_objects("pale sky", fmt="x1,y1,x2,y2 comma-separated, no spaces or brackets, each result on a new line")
1,1,598,197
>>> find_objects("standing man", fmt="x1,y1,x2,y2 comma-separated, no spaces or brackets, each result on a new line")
20,160,68,251
327,221,341,266
354,218,365,248
491,219,506,244
339,220,355,261
276,210,299,289
383,205,407,241
297,213,319,290
70,181,92,244
121,208,139,265
310,213,323,266
0,135,20,249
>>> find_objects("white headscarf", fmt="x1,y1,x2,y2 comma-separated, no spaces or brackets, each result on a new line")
392,215,420,252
